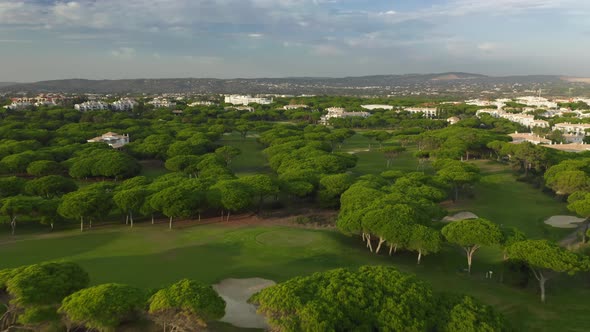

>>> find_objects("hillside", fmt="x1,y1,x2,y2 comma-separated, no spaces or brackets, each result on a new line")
0,73,584,96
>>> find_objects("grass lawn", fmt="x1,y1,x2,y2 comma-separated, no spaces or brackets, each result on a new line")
448,160,572,240
219,132,271,176
341,134,421,175
0,222,589,331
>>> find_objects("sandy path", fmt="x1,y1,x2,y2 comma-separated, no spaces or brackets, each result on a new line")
213,278,275,329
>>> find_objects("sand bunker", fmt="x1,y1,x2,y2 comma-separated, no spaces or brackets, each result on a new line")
442,211,478,222
213,278,276,329
544,215,586,229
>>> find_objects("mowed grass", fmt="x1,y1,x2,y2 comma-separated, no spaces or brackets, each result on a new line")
219,132,271,176
0,223,589,331
341,134,421,175
448,160,571,240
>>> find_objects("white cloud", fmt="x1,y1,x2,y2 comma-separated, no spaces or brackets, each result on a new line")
248,33,264,38
110,47,136,59
477,42,499,53
310,45,343,56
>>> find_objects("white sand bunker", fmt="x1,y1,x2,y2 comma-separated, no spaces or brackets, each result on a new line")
442,211,478,222
544,215,586,229
213,278,276,329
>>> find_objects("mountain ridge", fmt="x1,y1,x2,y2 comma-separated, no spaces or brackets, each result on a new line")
0,72,584,95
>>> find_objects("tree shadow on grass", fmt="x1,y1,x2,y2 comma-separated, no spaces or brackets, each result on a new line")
73,242,245,288
0,231,123,269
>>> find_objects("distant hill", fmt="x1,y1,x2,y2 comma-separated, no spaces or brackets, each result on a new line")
0,82,20,88
0,73,583,95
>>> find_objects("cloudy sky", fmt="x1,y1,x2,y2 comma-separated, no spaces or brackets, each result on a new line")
1,0,589,81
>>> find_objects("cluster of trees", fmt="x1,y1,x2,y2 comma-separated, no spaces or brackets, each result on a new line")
414,126,508,161
337,172,589,302
260,124,357,201
0,262,225,332
337,171,447,263
251,265,508,331
545,158,590,241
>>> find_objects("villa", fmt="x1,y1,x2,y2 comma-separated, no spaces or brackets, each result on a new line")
87,132,130,149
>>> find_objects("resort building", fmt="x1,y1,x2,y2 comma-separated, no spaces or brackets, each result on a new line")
87,132,130,149
224,95,272,105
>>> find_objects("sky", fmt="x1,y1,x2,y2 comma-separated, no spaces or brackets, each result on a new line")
1,0,590,82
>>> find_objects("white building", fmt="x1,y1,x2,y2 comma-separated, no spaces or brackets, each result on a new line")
224,95,272,105
476,109,549,128
515,96,558,109
225,106,255,112
4,101,33,110
283,104,309,110
111,98,137,111
320,107,370,125
447,117,461,125
402,107,438,118
74,101,109,111
564,134,585,144
509,132,551,145
476,109,503,118
87,132,130,149
465,99,493,107
148,98,176,108
554,123,590,135
361,104,394,110
189,101,216,106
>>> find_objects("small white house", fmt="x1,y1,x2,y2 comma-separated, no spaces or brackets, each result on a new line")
87,132,130,149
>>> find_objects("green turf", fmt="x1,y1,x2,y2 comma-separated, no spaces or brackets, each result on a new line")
0,223,588,331
341,134,423,175
448,160,572,240
219,132,271,176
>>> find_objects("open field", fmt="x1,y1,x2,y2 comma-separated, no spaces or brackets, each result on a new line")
341,134,422,175
219,133,271,176
448,160,572,240
0,219,589,331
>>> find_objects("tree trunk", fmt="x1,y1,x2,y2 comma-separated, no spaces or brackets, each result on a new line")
582,220,589,243
417,250,422,264
129,211,133,228
454,186,459,202
125,214,129,225
465,246,478,274
151,214,154,225
198,212,201,221
226,210,231,222
89,219,92,228
389,244,394,256
375,237,385,254
386,159,391,168
366,234,373,252
169,216,173,229
10,216,16,236
220,210,224,221
50,222,54,231
539,275,547,303
80,216,84,232
362,232,366,242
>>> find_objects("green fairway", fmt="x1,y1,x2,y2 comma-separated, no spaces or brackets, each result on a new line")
341,133,421,175
0,222,588,331
219,132,271,176
448,160,571,240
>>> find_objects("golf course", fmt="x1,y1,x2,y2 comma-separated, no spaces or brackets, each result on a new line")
1,133,589,331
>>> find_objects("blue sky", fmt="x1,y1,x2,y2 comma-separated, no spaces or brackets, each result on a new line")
1,0,589,81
